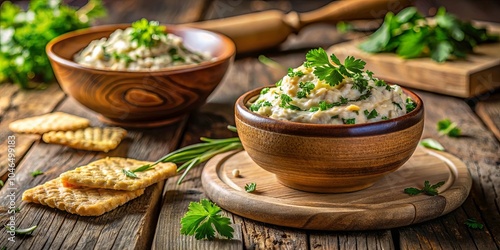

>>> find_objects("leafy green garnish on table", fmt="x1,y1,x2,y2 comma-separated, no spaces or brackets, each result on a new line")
0,180,4,187
130,18,167,48
360,7,498,62
126,126,242,184
0,0,106,88
30,170,44,177
465,218,484,229
245,183,257,193
437,118,461,137
420,138,445,151
5,225,37,235
180,199,234,240
404,180,445,196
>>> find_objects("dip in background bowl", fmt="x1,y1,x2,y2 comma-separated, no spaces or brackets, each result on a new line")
47,24,235,127
235,86,424,193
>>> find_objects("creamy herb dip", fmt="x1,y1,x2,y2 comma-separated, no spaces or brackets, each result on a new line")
249,53,415,125
74,21,211,71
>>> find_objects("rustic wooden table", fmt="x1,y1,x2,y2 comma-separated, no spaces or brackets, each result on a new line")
1,1,499,249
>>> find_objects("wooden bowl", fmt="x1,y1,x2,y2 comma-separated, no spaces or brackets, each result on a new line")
47,24,235,127
235,86,424,193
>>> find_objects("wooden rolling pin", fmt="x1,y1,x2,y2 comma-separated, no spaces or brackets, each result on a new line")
183,0,411,53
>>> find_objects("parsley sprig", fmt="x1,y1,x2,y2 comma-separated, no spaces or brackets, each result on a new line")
404,180,445,196
180,199,234,240
305,48,366,87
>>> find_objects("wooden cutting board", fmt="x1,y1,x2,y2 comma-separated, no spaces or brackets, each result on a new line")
202,147,472,230
327,23,500,98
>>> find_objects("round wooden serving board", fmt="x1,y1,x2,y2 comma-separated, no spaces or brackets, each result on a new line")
201,147,472,230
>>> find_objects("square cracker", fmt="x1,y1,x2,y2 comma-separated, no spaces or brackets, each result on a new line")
9,112,90,134
22,177,144,216
60,157,177,191
42,127,127,152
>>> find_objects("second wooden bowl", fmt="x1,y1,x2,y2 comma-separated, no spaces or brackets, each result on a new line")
47,24,235,127
235,86,424,193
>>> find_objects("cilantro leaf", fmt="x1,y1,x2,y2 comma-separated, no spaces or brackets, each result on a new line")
245,183,257,193
404,180,445,196
437,119,461,137
180,199,234,240
420,138,445,151
465,218,484,230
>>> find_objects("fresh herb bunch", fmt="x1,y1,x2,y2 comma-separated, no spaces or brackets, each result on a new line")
0,0,106,88
360,7,498,62
180,199,234,240
130,18,167,48
125,126,242,184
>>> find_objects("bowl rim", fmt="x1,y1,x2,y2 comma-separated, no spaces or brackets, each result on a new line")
46,23,236,75
235,85,424,137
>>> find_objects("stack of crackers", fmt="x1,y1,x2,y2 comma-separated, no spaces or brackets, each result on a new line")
10,112,177,216
22,157,177,216
9,112,127,152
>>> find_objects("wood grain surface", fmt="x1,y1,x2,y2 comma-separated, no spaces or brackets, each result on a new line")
1,1,500,249
201,147,471,230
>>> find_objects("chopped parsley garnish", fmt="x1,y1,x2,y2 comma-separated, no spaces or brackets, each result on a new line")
331,115,339,119
130,18,167,48
364,109,379,119
260,87,270,95
297,82,315,98
381,116,389,120
180,199,234,240
275,79,283,87
393,102,403,110
406,97,417,113
309,107,320,112
279,94,301,110
342,118,356,124
249,100,272,112
437,119,461,137
245,183,257,193
305,48,365,87
169,48,185,62
111,52,133,65
287,68,305,77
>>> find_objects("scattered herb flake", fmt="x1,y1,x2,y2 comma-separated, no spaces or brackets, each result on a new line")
342,118,356,124
437,119,461,137
364,109,379,119
5,225,37,235
30,170,44,178
420,138,445,151
465,218,484,230
260,87,270,95
393,102,403,110
245,183,257,193
406,97,417,113
180,199,234,240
